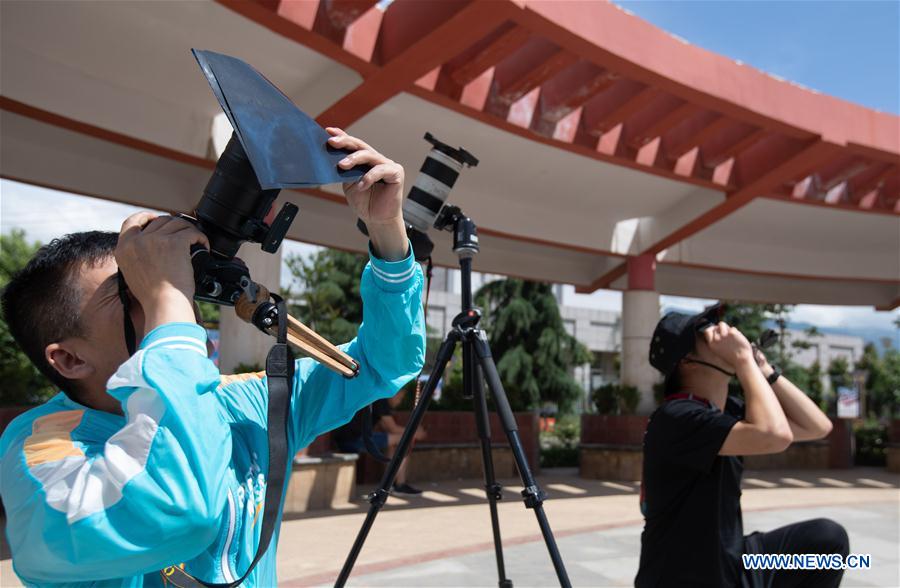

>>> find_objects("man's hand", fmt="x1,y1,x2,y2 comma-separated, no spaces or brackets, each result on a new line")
704,322,754,370
115,213,209,331
753,347,776,378
326,127,408,261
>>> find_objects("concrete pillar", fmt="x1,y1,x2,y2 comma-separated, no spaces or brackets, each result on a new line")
218,242,283,374
621,254,660,414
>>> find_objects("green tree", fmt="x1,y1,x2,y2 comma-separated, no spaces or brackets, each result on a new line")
283,248,368,345
720,302,823,404
880,349,900,417
826,356,852,416
721,302,790,345
802,360,825,410
475,279,591,414
0,230,56,406
857,343,900,418
196,300,220,326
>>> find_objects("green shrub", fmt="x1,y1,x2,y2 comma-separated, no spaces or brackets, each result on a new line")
854,420,887,467
591,383,639,415
540,445,579,468
539,414,580,468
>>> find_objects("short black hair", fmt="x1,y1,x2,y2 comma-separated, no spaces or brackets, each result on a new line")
1,231,119,399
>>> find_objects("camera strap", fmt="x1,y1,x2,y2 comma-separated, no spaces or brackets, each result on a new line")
160,296,294,587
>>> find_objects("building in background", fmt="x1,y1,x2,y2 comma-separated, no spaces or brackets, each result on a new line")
786,330,864,369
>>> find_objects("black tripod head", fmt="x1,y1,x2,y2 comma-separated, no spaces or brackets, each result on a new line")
434,205,479,260
451,308,482,331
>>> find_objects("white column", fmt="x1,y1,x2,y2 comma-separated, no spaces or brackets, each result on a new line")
622,290,660,413
620,254,660,414
218,243,283,374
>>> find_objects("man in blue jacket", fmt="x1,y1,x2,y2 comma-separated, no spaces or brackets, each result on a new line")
0,128,425,586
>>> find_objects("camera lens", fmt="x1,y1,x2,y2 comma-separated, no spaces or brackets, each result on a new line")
402,133,478,233
405,149,465,233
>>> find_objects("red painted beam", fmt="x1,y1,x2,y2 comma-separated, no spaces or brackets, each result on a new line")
484,37,579,117
218,0,377,75
884,173,900,210
408,83,728,193
341,5,384,62
665,113,732,159
574,263,629,293
529,61,616,136
1,96,632,262
316,1,512,128
502,49,579,105
322,0,379,28
532,61,614,122
305,0,381,46
445,23,532,88
850,164,895,206
0,96,212,170
816,155,868,191
511,0,895,153
583,84,660,135
627,101,700,149
702,127,768,169
644,140,838,256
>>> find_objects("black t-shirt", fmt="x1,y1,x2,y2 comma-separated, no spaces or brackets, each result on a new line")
635,396,744,588
332,398,392,444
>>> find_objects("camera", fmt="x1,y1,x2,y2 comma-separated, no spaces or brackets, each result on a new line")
183,133,298,306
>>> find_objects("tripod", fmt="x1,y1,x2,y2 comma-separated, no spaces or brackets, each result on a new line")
335,209,571,588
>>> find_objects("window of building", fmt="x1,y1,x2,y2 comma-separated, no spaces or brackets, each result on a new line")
427,306,446,337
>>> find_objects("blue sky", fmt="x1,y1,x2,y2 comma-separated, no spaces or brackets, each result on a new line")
616,0,900,114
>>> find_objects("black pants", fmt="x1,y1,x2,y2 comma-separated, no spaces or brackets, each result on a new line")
742,518,849,588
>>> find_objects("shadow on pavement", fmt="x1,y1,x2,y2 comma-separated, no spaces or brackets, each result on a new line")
282,466,898,522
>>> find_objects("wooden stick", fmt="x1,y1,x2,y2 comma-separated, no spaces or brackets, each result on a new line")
286,314,357,369
283,331,356,378
234,283,359,378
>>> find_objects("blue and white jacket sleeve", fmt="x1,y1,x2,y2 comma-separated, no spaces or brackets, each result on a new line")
289,242,425,451
0,324,231,584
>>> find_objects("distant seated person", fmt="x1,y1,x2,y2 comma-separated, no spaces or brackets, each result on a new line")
334,389,426,496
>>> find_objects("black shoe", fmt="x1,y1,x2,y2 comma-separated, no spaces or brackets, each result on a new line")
392,483,423,496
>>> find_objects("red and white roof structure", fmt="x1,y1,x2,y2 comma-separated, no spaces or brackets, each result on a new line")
2,0,898,308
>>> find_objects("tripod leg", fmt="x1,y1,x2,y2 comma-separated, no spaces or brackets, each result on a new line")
466,341,512,588
471,331,572,588
335,333,459,588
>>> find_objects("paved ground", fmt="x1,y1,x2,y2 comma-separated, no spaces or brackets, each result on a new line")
336,503,898,588
2,468,897,587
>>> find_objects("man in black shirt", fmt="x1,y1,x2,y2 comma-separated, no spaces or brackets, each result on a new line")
333,391,426,495
636,304,849,587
